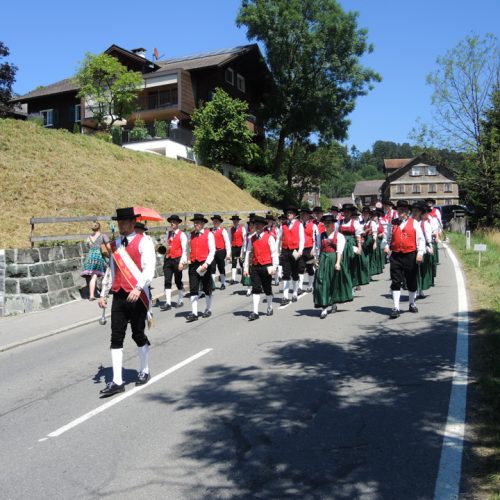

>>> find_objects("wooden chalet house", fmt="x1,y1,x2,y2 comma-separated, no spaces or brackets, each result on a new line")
13,44,272,145
382,157,459,205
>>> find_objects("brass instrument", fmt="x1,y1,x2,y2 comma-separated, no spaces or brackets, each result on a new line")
156,244,167,255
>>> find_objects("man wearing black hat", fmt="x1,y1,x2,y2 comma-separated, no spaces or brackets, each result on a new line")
98,207,157,396
210,215,231,290
229,215,246,285
160,215,187,311
280,207,305,305
243,216,279,320
186,214,216,322
299,208,319,293
387,200,426,318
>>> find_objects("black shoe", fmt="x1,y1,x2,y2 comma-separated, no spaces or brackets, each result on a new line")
280,298,290,306
202,310,212,318
291,295,298,302
409,303,419,313
267,307,274,316
248,312,259,321
297,289,304,296
199,292,205,299
186,313,199,323
99,381,125,396
136,371,150,386
328,305,337,313
160,303,171,311
176,300,184,308
417,293,426,299
390,308,400,319
306,286,313,293
220,284,226,290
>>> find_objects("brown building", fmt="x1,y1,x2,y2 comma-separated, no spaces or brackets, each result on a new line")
12,44,272,143
353,179,384,207
382,157,459,205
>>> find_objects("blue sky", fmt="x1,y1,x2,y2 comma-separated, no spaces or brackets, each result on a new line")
3,0,499,151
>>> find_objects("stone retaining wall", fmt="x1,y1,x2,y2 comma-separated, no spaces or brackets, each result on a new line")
0,245,164,316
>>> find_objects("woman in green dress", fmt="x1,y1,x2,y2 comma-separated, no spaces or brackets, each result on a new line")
313,215,352,318
81,221,109,300
413,203,435,296
360,206,379,278
372,209,386,275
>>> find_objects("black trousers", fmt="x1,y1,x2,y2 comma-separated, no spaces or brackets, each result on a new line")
281,248,300,281
210,249,227,275
189,261,213,295
390,251,418,292
251,264,273,295
298,247,315,276
231,245,243,268
163,257,184,290
110,289,150,349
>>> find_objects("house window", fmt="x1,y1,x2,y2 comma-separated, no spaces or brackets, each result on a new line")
410,166,422,176
428,184,437,193
225,67,234,85
364,196,371,204
41,109,54,127
148,92,158,109
396,184,405,194
444,183,453,192
412,184,421,194
236,74,246,93
148,88,178,109
427,166,437,176
74,105,81,122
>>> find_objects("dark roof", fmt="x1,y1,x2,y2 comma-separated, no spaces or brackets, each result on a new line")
386,161,457,183
384,158,415,170
12,77,79,102
153,44,261,75
353,180,384,196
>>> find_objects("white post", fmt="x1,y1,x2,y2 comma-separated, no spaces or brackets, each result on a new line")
465,230,471,251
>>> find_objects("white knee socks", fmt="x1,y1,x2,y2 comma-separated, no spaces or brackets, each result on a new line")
205,294,212,312
298,274,305,290
292,280,299,296
266,295,273,312
392,290,401,309
231,268,237,281
409,291,417,306
283,280,290,299
252,294,260,314
191,295,198,315
178,289,184,303
138,344,150,374
165,289,172,305
220,275,226,286
111,348,123,385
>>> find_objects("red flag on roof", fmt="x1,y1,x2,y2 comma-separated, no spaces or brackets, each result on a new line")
153,48,160,60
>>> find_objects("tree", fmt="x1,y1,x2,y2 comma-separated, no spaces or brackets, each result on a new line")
192,88,260,169
426,33,499,153
0,42,17,116
426,34,500,225
74,53,144,130
237,0,381,176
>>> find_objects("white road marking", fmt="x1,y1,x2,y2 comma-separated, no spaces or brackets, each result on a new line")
434,244,469,500
41,348,213,440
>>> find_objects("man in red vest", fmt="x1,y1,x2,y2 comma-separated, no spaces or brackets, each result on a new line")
98,207,156,396
186,213,216,322
210,215,231,290
160,214,187,311
299,208,318,293
387,200,425,318
280,206,305,305
229,215,246,285
243,216,279,320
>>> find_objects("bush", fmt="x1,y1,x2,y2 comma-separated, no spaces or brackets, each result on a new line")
111,126,122,145
73,123,81,134
94,131,112,142
27,114,44,126
129,119,149,141
154,120,168,139
232,169,285,206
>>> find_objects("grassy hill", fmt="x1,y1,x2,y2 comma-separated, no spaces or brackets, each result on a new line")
0,119,267,248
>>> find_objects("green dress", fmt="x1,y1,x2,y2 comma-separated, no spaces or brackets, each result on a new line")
418,251,434,291
313,232,353,307
374,234,385,274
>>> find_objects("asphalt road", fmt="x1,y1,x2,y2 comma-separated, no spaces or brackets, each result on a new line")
0,251,461,500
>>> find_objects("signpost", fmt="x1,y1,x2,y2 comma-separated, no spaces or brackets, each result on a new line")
466,230,471,250
474,243,487,267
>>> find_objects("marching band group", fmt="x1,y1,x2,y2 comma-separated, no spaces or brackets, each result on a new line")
97,199,443,396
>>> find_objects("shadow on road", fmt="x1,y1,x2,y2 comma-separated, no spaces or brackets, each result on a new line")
143,314,460,499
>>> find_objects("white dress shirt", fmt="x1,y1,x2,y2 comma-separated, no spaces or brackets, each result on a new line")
315,231,346,255
164,228,188,264
189,228,216,265
243,231,279,271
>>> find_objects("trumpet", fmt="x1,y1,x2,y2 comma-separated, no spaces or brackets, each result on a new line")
156,244,167,255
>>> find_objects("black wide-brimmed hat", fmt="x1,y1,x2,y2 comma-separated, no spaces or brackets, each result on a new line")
278,213,287,220
300,207,312,214
396,200,411,209
134,222,148,231
329,205,339,212
167,214,182,223
341,203,356,212
382,199,395,206
361,205,371,213
425,198,436,204
191,213,208,223
412,202,427,212
374,208,384,217
211,214,223,222
312,206,323,213
284,206,299,214
112,207,139,220
230,215,241,221
265,212,276,221
321,214,336,223
252,215,267,225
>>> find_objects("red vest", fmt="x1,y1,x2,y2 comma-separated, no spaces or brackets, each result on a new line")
267,226,277,238
390,218,417,253
190,230,210,262
316,221,326,234
230,225,243,247
167,230,183,259
364,222,373,236
304,221,315,248
339,218,356,236
212,227,225,250
320,232,338,253
252,232,273,265
282,220,300,250
111,234,143,292
377,222,384,236
430,207,440,218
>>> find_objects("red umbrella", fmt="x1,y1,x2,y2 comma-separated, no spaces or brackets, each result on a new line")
134,206,164,222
